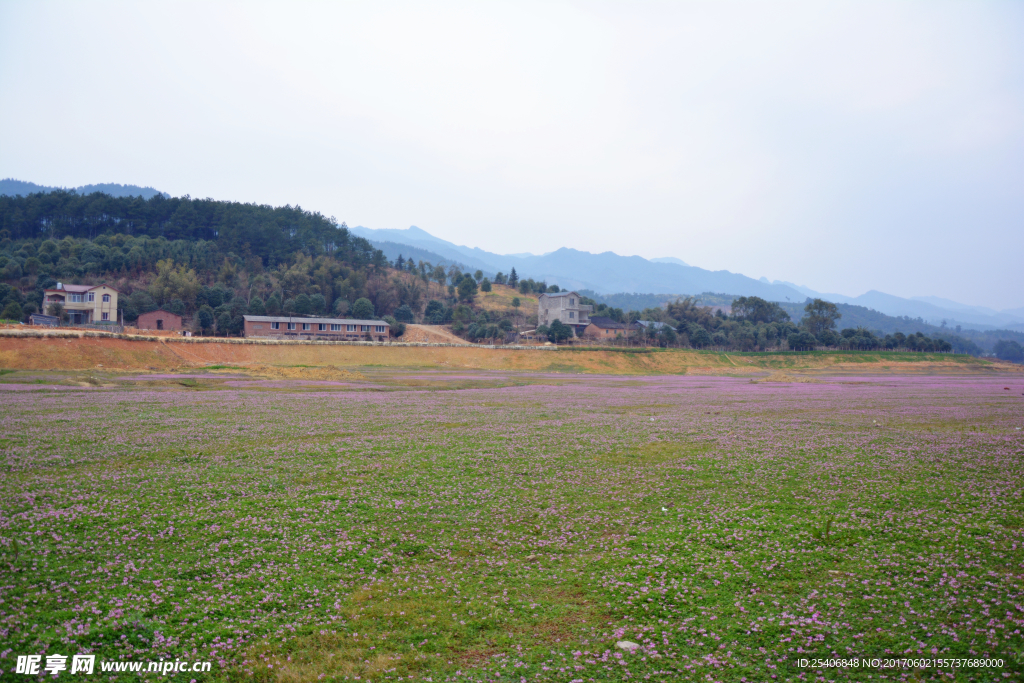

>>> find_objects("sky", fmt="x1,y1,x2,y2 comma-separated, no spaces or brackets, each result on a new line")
1,1,1022,310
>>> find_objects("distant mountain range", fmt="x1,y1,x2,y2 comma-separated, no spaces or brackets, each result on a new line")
3,178,1019,334
351,225,1024,333
0,178,169,200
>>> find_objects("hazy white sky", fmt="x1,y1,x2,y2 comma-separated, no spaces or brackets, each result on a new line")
2,1,1022,308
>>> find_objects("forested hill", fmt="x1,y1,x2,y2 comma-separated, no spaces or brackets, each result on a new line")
0,179,170,200
0,190,383,268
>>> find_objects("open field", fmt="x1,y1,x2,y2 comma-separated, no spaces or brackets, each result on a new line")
2,368,1023,681
476,284,539,313
0,334,1018,377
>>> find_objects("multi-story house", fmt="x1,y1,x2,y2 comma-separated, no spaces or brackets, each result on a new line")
43,283,119,325
537,291,592,336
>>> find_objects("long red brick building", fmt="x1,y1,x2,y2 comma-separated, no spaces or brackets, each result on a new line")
243,315,390,341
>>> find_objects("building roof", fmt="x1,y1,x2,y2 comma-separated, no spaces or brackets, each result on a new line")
636,320,669,329
538,291,579,299
44,282,120,293
587,316,631,330
243,315,389,326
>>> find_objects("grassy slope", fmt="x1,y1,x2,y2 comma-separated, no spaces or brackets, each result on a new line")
0,335,1012,375
475,284,539,313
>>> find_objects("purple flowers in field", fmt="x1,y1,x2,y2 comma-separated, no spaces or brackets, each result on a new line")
0,371,1022,680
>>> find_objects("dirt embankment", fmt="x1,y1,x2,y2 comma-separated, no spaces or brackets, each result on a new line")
0,335,1016,376
400,325,471,344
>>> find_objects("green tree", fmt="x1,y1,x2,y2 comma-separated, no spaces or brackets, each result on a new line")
731,296,790,324
196,305,215,334
294,293,313,315
508,267,519,288
432,264,448,287
2,301,23,321
218,258,238,286
788,331,818,350
383,315,406,338
473,270,483,282
248,296,266,315
424,300,446,324
994,340,1024,362
119,290,158,322
658,326,678,347
39,240,59,263
689,326,711,348
480,278,492,292
149,259,201,308
393,304,415,322
352,297,374,319
266,292,282,315
818,329,840,346
217,312,232,336
4,260,23,280
802,298,841,337
547,319,573,343
457,276,478,302
310,293,326,315
46,302,68,322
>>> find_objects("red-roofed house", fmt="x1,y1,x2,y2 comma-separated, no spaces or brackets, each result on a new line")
43,283,119,326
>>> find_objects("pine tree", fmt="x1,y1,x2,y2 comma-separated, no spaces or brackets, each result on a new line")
508,267,519,288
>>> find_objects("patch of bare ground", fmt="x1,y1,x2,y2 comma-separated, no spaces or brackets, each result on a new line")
401,324,471,344
512,586,609,646
244,364,366,382
752,371,821,383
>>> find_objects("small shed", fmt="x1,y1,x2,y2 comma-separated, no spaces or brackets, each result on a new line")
29,313,60,327
137,309,183,331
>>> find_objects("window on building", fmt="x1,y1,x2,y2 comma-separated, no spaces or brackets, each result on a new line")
375,325,385,333
570,298,574,305
361,325,369,332
569,311,575,319
302,323,311,331
287,322,296,330
102,294,110,303
87,292,95,302
318,323,326,331
271,322,280,330
347,325,355,332
330,324,341,331
70,294,83,303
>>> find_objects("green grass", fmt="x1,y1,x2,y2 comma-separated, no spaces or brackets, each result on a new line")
1,371,1021,681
